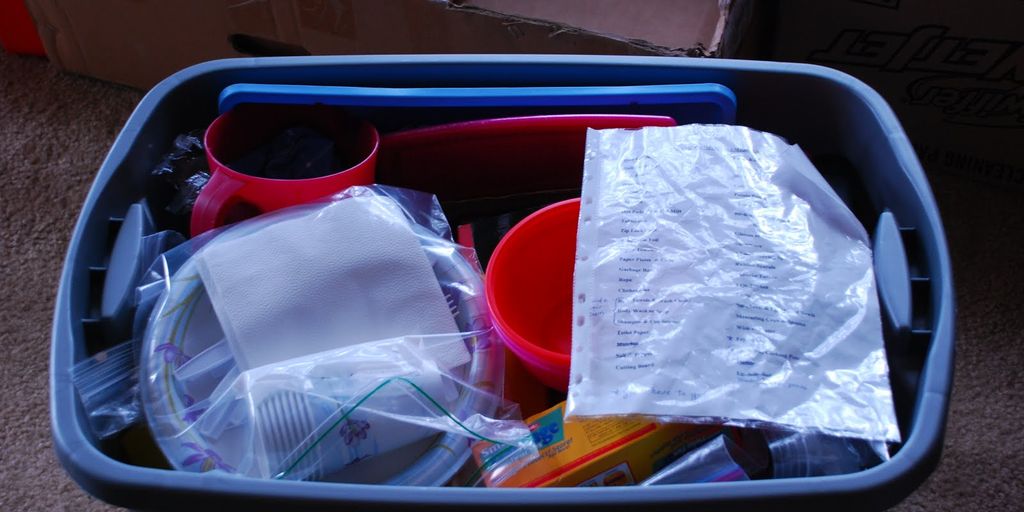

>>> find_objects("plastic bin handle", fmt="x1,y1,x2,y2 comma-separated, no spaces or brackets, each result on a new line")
190,170,246,237
873,211,912,333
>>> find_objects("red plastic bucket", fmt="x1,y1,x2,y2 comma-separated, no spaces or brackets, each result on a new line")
486,198,580,391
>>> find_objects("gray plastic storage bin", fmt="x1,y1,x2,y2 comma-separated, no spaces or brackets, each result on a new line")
51,55,954,511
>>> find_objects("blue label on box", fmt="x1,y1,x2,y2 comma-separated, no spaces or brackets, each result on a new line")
529,408,565,449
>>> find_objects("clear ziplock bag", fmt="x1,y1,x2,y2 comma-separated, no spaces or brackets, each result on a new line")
72,229,186,440
72,340,140,439
139,186,535,484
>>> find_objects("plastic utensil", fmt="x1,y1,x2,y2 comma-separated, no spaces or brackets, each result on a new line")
486,198,580,391
191,103,378,237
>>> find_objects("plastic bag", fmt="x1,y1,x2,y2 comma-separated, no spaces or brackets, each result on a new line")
568,125,900,443
763,430,888,478
72,341,139,439
182,334,534,482
640,434,754,485
129,230,188,337
229,126,341,180
138,185,535,484
72,229,185,439
151,129,209,216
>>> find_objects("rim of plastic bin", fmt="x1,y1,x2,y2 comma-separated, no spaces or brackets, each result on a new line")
52,54,954,511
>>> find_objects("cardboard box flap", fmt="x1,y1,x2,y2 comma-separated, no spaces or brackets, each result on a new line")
458,0,726,55
24,0,753,89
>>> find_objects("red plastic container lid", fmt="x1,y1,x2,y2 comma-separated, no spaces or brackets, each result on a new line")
0,0,46,56
377,114,676,202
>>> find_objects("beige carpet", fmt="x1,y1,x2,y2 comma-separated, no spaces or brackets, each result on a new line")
1,49,1021,511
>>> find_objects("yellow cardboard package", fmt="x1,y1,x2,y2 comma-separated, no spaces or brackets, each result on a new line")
472,401,721,487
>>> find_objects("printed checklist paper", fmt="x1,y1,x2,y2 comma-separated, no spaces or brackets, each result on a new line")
567,125,900,442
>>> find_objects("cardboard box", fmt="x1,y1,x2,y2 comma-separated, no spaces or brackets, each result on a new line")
25,0,757,90
472,401,721,487
765,0,1024,188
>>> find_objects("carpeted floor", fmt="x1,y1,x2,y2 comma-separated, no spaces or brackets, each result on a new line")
1,49,1021,511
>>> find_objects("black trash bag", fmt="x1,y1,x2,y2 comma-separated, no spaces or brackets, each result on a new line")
230,125,341,180
151,129,209,216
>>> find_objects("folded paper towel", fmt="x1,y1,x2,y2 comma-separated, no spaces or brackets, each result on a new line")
194,196,463,371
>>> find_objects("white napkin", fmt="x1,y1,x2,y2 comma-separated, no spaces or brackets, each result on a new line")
194,196,463,371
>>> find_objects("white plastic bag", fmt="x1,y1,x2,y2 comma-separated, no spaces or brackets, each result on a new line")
568,125,900,443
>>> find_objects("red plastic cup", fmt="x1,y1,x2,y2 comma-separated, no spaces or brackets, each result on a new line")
191,103,379,237
486,198,581,391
